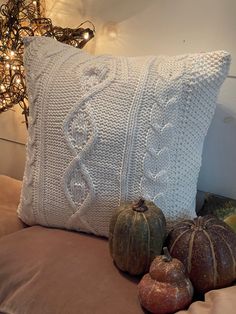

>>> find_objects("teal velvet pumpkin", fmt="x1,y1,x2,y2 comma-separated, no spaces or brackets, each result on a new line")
109,199,166,275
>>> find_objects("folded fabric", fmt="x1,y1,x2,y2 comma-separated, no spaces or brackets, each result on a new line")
177,286,236,314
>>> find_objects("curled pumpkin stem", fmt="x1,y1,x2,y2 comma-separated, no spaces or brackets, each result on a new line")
162,247,172,262
132,199,148,212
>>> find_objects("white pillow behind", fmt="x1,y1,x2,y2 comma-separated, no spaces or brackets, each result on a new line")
18,37,230,237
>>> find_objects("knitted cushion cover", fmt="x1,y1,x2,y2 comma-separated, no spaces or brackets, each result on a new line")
18,37,230,237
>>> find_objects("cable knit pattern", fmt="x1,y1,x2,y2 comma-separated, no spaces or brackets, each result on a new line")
62,58,116,234
18,37,231,236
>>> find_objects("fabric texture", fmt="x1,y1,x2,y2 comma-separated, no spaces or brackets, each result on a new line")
0,225,235,314
0,226,144,314
18,36,230,236
0,175,25,238
0,175,22,208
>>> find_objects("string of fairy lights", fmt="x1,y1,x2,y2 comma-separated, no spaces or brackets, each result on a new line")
0,0,95,127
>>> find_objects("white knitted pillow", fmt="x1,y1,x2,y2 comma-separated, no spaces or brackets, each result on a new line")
18,37,230,237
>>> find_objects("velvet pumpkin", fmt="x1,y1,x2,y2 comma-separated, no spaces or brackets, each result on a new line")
109,199,166,275
167,215,236,294
138,247,193,314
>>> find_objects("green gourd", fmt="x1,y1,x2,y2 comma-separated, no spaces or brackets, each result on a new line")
109,199,166,275
198,193,236,232
224,215,236,232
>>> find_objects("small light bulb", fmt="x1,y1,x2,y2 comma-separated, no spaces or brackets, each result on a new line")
16,78,21,84
10,51,15,57
83,32,90,40
103,22,118,41
33,0,37,5
1,85,5,91
12,65,16,70
5,63,10,68
5,55,9,60
109,30,117,39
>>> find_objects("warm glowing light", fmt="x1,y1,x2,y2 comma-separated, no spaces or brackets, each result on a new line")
0,0,95,127
109,30,117,39
102,22,118,41
83,32,90,40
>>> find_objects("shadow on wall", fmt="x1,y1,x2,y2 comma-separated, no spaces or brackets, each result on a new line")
198,101,236,199
46,0,157,23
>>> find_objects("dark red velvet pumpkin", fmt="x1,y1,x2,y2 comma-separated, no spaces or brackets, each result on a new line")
167,215,236,294
138,248,193,314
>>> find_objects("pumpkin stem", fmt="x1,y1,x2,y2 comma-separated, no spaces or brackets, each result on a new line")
132,199,148,212
195,216,203,228
162,247,172,262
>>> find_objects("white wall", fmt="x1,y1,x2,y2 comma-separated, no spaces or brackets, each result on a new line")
0,0,236,199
